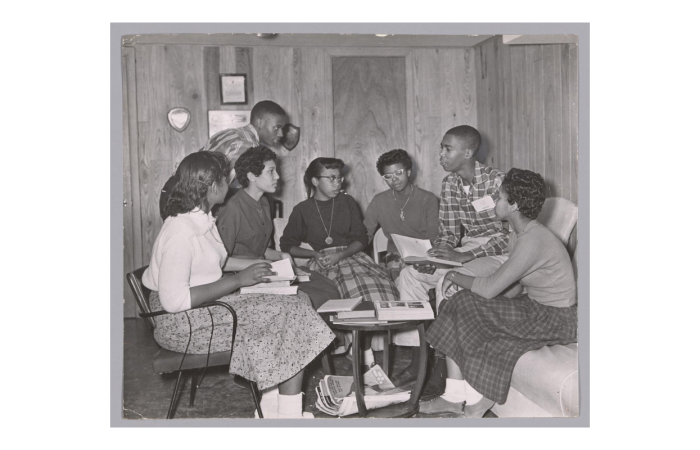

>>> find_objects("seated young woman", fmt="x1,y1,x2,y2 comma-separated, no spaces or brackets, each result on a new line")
216,146,341,310
280,157,400,371
142,151,335,419
419,168,577,418
363,149,439,383
364,149,439,281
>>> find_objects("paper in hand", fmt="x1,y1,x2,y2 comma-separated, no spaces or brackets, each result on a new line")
264,258,296,281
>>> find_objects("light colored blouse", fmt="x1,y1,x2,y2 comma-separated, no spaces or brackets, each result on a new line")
142,209,227,313
471,220,576,308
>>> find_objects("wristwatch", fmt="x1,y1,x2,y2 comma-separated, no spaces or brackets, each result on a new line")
447,271,457,282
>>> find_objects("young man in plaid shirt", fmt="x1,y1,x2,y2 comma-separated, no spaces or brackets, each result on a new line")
394,125,511,394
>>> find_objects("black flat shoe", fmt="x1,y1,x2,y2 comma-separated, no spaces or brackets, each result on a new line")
419,396,465,415
463,397,496,418
391,367,418,387
419,356,447,401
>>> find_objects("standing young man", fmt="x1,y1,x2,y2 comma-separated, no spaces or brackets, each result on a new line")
159,100,287,219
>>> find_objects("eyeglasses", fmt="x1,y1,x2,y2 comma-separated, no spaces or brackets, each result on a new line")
381,168,406,180
317,175,344,184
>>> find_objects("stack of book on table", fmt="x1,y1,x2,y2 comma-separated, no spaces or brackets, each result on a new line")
318,297,388,325
317,297,435,322
374,301,435,321
315,365,410,417
239,258,305,294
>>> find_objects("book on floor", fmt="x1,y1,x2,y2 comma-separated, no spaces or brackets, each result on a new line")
374,301,435,321
317,297,363,313
314,365,410,417
390,234,462,268
336,301,376,319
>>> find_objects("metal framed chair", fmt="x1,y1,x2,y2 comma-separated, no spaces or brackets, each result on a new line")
126,266,263,419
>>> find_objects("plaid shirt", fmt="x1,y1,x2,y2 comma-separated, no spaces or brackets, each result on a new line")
202,124,259,182
434,161,510,259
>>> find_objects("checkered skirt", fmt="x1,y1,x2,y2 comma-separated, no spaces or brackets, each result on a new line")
308,246,399,303
426,291,577,404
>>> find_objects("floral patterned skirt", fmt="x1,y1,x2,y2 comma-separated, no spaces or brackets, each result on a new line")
149,290,336,390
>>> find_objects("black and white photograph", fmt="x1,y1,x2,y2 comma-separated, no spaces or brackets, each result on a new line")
119,26,585,424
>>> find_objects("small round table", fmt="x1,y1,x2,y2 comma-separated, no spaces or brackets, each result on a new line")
321,316,429,418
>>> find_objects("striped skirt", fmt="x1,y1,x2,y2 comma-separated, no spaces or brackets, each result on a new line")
425,291,577,404
308,246,399,303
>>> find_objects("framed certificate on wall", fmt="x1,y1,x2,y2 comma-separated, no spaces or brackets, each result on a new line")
220,73,247,104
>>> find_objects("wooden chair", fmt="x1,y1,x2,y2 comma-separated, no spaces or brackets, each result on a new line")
126,266,263,419
273,218,313,266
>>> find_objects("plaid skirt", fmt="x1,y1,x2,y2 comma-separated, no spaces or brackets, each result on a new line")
308,246,399,303
149,290,336,390
425,291,577,404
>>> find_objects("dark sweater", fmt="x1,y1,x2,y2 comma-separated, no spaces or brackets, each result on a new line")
280,194,369,252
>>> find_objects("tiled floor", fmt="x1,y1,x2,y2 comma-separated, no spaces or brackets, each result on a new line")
122,318,496,420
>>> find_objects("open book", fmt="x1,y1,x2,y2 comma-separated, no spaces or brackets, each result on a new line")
263,258,297,282
390,234,461,268
375,301,435,321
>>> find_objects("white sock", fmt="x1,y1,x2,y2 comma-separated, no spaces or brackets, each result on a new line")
261,386,279,408
463,379,484,405
257,386,279,418
441,378,468,403
278,393,303,418
363,349,375,366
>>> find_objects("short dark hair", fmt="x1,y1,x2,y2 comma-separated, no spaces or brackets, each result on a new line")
376,149,412,175
304,157,344,198
445,125,481,152
501,168,546,220
251,100,286,123
165,151,228,217
234,146,277,188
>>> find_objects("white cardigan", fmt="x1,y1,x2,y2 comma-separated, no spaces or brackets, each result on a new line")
142,209,227,312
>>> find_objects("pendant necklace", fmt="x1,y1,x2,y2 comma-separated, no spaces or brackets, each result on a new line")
313,197,335,245
392,184,414,221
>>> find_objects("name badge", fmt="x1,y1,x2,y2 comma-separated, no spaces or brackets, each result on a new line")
471,195,495,213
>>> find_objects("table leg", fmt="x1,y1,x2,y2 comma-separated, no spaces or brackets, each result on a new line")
383,330,391,378
321,349,333,375
352,329,368,417
408,323,428,407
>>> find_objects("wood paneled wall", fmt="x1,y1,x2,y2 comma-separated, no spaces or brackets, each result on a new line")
475,37,578,203
122,43,478,317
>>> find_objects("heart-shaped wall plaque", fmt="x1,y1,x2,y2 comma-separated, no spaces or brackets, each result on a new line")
282,123,300,150
168,107,191,132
